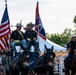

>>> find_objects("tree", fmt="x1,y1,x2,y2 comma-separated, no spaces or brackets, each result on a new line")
73,16,76,24
73,16,76,34
46,29,71,47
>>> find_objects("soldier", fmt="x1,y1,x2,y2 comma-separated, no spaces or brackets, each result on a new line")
24,22,40,52
11,23,27,53
64,34,76,65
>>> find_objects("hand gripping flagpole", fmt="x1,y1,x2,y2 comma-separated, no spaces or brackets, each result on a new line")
5,0,11,68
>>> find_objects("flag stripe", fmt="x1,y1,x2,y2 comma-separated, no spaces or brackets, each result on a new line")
0,25,9,33
0,30,9,37
35,31,46,40
0,38,6,51
0,21,10,38
0,21,8,28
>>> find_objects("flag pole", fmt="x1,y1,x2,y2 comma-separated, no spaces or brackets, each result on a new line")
37,1,39,35
37,1,40,49
5,0,10,52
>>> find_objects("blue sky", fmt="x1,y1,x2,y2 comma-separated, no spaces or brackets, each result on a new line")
0,0,76,34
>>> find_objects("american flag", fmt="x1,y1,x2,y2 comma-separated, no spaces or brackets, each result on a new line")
0,3,11,52
34,2,46,40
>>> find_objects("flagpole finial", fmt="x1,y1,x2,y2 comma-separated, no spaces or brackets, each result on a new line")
5,0,7,2
37,1,39,4
5,0,7,6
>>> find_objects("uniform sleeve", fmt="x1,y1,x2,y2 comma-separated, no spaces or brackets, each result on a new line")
11,31,14,39
34,31,37,39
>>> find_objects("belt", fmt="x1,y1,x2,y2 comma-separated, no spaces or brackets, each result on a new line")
14,40,20,43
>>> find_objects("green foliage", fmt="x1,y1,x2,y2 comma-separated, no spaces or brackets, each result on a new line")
73,15,76,34
46,30,71,47
73,16,76,24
